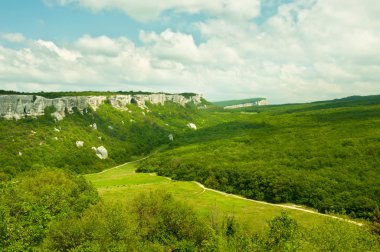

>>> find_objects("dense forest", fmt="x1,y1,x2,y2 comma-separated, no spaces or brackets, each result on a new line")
138,95,380,219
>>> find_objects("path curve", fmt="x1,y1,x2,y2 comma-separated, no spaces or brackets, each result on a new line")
192,182,364,226
94,156,364,227
97,155,151,174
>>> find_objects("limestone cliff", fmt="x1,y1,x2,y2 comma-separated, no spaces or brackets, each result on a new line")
0,93,203,120
224,99,268,109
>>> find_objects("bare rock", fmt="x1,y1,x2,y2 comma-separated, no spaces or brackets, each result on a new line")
168,134,174,141
76,141,84,148
187,123,197,130
93,146,108,159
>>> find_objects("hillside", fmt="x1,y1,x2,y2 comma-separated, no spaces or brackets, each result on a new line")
138,95,380,219
0,92,379,250
0,92,207,175
84,162,378,251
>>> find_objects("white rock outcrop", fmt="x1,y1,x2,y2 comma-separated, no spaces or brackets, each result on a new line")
0,93,203,120
52,111,64,121
93,146,108,159
90,123,97,130
168,134,174,141
76,141,84,148
187,123,197,130
224,99,268,110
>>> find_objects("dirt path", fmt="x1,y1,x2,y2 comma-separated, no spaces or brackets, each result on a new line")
94,158,364,227
97,155,151,174
193,182,364,226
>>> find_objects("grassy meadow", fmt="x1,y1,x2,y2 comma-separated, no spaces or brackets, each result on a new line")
85,162,364,234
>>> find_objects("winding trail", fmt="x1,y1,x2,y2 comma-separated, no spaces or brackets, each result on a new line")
97,155,151,174
95,157,364,227
193,182,364,226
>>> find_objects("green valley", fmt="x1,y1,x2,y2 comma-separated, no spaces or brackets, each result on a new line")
0,92,380,251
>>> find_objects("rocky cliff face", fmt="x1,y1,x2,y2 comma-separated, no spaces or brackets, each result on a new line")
224,99,268,110
0,93,203,120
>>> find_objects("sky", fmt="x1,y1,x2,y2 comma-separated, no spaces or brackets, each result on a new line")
0,0,379,103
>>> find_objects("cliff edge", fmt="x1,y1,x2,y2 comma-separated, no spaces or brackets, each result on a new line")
0,93,203,120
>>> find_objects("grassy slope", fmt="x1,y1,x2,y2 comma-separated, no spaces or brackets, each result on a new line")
0,102,210,176
85,162,365,235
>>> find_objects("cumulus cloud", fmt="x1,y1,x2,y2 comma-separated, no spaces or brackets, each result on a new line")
1,0,380,103
46,0,261,21
1,33,25,43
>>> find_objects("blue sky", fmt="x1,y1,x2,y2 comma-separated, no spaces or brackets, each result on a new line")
0,0,288,44
0,0,379,103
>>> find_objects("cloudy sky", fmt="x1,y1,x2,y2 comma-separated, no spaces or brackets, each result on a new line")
0,0,379,103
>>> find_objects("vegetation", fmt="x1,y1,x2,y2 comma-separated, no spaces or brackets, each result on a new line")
0,168,98,251
2,164,378,251
1,92,380,250
138,95,380,219
0,101,208,176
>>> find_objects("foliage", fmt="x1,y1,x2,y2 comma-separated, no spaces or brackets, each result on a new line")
0,168,99,251
138,97,380,219
0,101,208,176
43,190,214,251
266,211,300,251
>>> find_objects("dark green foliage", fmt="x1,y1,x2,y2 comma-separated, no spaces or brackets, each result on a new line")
131,190,214,248
43,190,214,251
138,98,380,219
303,219,380,252
43,202,140,251
266,211,300,251
0,100,207,176
0,168,99,251
372,207,380,235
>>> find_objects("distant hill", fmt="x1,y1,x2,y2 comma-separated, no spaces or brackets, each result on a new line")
213,97,267,109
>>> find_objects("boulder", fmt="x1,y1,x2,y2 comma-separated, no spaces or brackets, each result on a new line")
93,146,108,159
168,134,174,141
76,141,84,148
187,123,197,130
90,123,97,130
51,112,64,121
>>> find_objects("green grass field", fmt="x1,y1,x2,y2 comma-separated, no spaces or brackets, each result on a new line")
85,162,364,234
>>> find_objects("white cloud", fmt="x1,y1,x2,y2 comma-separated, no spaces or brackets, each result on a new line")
47,0,261,21
1,0,380,103
1,33,25,43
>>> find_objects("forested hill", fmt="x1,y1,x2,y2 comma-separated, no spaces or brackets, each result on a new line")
0,92,208,176
137,94,380,219
1,92,380,220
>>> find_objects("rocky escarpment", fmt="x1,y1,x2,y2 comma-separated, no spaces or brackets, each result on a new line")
0,93,203,120
224,99,268,109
